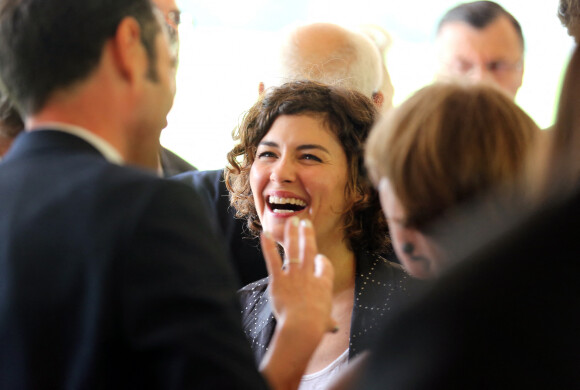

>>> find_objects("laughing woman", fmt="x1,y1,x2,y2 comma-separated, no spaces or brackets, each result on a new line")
226,80,416,389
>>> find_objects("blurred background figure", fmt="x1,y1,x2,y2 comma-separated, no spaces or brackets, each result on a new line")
365,81,539,279
153,0,197,176
267,22,393,111
435,1,524,99
0,93,24,159
532,0,580,201
559,0,580,43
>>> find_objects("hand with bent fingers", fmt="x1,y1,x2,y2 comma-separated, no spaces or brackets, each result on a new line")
258,216,336,390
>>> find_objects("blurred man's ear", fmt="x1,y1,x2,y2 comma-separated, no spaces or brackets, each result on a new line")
258,82,265,95
372,91,384,108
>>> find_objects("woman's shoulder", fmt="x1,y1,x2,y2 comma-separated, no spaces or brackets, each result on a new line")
237,276,275,363
355,250,424,300
357,251,411,283
238,276,270,312
238,276,269,294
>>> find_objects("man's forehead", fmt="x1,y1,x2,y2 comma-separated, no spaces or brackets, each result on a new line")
437,17,523,59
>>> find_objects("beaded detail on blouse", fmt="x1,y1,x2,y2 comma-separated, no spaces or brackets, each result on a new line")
238,251,418,365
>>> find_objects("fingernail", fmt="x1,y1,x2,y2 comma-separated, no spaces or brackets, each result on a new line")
262,231,272,240
331,325,339,334
300,219,312,228
291,216,299,227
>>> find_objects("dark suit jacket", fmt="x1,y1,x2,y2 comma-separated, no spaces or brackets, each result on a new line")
0,130,267,389
160,147,196,178
357,189,580,389
173,169,268,287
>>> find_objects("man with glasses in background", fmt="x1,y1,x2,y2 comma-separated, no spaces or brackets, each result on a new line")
154,0,197,176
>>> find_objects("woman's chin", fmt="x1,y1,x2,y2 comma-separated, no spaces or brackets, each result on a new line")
263,225,285,245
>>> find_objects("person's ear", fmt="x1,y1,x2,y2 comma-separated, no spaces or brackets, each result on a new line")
372,91,384,108
111,17,147,83
258,82,265,95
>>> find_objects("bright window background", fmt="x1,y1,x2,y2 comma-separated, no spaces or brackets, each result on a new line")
162,0,575,170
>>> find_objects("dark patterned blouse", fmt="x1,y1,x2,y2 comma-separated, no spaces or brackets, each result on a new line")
238,250,420,365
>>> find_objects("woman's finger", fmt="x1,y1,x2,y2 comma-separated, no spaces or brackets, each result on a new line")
299,219,317,273
260,231,282,278
284,217,300,268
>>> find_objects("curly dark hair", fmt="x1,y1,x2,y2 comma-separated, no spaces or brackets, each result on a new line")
226,80,389,253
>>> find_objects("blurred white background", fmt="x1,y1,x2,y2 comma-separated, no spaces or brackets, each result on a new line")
162,0,575,170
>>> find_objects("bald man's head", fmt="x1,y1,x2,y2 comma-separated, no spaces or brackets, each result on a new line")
273,22,393,110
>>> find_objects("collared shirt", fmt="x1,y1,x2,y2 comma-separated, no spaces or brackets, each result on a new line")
31,122,123,165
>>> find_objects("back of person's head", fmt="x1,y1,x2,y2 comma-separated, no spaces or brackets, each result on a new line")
227,80,388,253
438,1,524,49
366,82,539,231
559,0,580,43
276,23,387,102
0,0,160,116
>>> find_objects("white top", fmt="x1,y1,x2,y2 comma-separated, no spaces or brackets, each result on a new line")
298,349,350,390
31,122,123,165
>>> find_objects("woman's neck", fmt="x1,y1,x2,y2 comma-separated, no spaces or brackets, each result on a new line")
318,239,356,294
281,235,356,294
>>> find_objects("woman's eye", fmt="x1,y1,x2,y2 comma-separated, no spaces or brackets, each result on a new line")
257,151,277,159
302,154,322,162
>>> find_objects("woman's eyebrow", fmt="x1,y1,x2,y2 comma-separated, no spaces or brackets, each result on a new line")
258,141,279,148
297,144,330,154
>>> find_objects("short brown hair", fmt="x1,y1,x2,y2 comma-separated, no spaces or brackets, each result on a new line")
366,82,539,230
226,80,389,253
0,0,160,115
438,1,524,49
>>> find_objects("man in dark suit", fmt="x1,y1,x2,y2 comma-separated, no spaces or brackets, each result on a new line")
160,146,196,177
0,0,334,388
174,169,268,287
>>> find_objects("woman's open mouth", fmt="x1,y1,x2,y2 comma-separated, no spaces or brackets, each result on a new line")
267,195,307,214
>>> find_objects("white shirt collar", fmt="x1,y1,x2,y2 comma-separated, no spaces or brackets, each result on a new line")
31,122,124,165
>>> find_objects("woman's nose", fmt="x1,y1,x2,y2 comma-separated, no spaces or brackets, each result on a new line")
270,157,296,183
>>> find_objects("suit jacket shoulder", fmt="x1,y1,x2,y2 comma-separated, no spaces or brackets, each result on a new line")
174,169,268,287
0,131,267,389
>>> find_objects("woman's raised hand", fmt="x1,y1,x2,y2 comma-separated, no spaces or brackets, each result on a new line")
258,216,337,390
261,216,336,333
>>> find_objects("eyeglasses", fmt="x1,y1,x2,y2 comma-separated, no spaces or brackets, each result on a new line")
165,10,181,30
162,10,181,61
